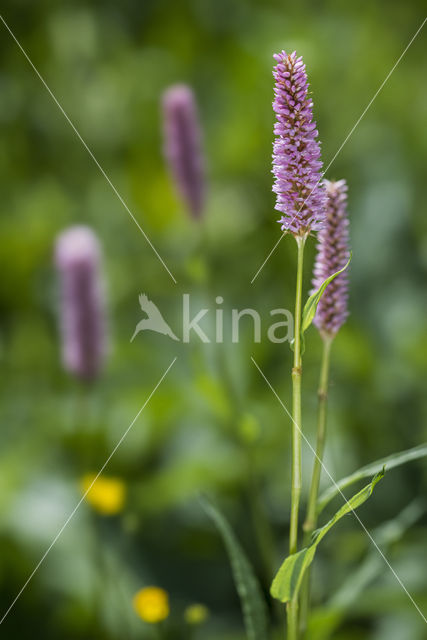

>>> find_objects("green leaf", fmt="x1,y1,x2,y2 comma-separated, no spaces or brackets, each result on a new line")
201,496,269,640
271,470,384,604
301,255,352,336
328,498,426,611
317,443,427,514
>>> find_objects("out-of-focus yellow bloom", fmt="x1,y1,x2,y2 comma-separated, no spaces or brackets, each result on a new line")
81,473,126,515
184,603,209,625
133,587,170,624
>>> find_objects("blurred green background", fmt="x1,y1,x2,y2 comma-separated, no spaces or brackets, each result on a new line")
1,0,427,638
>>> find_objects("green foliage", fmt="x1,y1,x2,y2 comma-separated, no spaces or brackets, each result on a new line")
271,470,384,604
201,497,270,640
0,0,426,637
317,444,427,514
307,499,426,639
301,255,351,337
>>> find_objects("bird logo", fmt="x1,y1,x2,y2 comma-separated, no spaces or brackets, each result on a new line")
131,294,180,342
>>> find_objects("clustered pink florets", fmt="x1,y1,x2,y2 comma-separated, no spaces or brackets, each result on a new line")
272,51,326,235
162,84,205,219
55,226,107,380
312,180,350,337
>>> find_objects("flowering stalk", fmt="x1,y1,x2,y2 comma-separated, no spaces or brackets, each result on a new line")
298,336,331,636
303,337,332,538
286,234,305,639
162,84,205,219
55,225,107,381
289,236,305,558
272,50,326,640
300,180,350,634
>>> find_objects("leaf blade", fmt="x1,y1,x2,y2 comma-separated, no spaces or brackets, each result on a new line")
201,496,269,640
271,470,384,604
301,255,351,336
317,443,427,514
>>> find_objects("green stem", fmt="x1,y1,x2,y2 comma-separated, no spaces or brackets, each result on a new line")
289,236,305,554
287,235,306,640
299,335,333,635
304,336,332,535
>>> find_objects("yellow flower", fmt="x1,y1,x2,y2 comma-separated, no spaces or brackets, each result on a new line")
133,587,170,624
81,473,126,515
184,603,209,625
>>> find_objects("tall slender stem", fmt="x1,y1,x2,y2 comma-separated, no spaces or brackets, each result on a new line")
289,236,305,554
287,235,306,640
299,335,333,635
305,336,332,534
